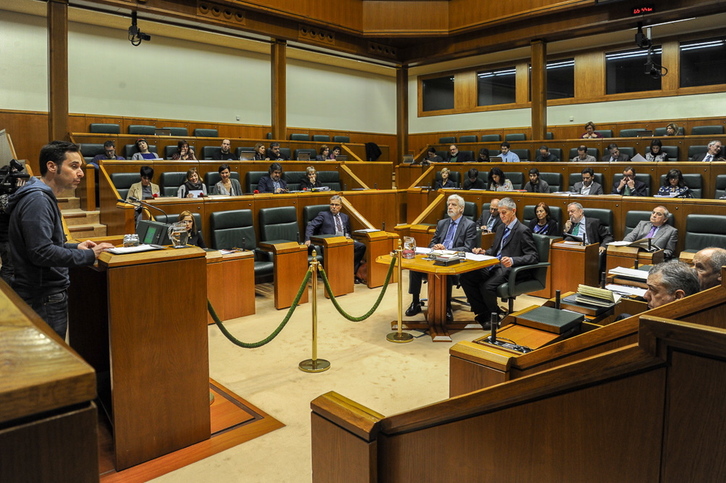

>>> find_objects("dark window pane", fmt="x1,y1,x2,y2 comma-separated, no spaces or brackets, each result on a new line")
606,47,662,94
422,76,454,111
546,59,574,100
477,67,516,106
680,38,726,88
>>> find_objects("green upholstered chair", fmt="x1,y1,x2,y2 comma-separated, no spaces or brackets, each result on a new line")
259,206,300,244
80,143,105,163
505,133,526,141
691,125,724,136
539,172,562,193
317,171,342,191
661,146,679,160
290,133,310,141
481,134,501,142
110,172,141,200
89,123,120,134
236,147,255,159
204,170,240,193
688,145,708,160
439,136,456,144
128,125,156,135
512,149,530,161
313,135,331,142
245,171,268,193
659,173,702,198
294,148,317,160
547,148,562,161
496,233,551,314
682,214,726,254
193,128,218,137
654,126,684,136
595,130,613,137
715,175,726,199
162,127,188,136
333,136,350,143
459,135,478,143
159,171,187,197
202,146,221,160
618,128,648,137
504,171,524,190
618,147,635,158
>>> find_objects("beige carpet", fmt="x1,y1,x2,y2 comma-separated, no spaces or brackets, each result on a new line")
152,272,543,482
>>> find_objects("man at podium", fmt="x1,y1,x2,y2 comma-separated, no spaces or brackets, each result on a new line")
621,206,678,259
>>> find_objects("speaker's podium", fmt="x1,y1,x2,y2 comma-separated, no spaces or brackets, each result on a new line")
69,246,210,471
550,241,600,293
606,243,665,272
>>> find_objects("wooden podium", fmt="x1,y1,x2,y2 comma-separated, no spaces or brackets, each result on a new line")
311,235,354,297
550,241,600,293
352,230,399,288
206,250,255,323
606,245,664,272
259,241,309,310
68,247,211,470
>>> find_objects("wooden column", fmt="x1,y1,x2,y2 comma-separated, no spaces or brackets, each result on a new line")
48,0,69,141
531,39,547,141
271,39,287,140
396,64,408,163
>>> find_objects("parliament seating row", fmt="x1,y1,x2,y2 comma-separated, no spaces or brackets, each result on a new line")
89,122,218,137
289,133,350,143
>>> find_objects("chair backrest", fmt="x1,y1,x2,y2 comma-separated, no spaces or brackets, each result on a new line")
659,173,702,198
568,172,603,190
279,147,292,159
163,127,188,136
159,172,187,197
684,214,726,251
124,143,157,159
163,144,194,159
512,149,530,161
715,175,726,199
303,204,330,227
624,210,675,236
504,171,524,189
333,135,350,143
661,146,679,160
539,172,562,193
210,209,256,250
313,135,330,142
154,213,202,232
688,145,708,160
568,147,599,160
128,125,156,135
202,146,221,160
259,206,300,243
89,123,120,134
317,171,341,191
533,233,551,264
194,128,218,137
654,126,685,136
204,171,240,192
505,133,526,141
80,143,105,162
619,128,647,137
439,136,456,144
463,201,478,221
236,146,255,159
246,171,268,192
548,148,562,161
583,208,613,232
595,130,613,137
290,133,310,141
523,205,562,227
691,125,724,136
618,147,635,158
294,148,317,160
481,134,501,142
612,172,651,195
459,135,477,143
545,132,553,140
110,172,140,200
283,171,305,191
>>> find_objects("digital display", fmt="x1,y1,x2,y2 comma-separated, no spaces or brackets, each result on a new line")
144,226,157,244
632,5,655,15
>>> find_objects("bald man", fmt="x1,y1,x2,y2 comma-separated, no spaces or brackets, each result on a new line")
693,247,726,290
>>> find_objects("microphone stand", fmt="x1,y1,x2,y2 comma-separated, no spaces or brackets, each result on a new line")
129,197,169,220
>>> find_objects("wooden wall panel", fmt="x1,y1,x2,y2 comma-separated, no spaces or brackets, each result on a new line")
448,0,590,31
362,1,448,34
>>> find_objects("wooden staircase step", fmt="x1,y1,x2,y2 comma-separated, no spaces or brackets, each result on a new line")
67,223,107,238
63,209,100,226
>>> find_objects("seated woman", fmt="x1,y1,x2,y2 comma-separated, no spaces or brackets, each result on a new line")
171,140,196,160
657,169,693,198
252,142,268,161
463,168,485,190
488,167,513,191
581,121,602,139
316,145,332,161
529,202,559,236
664,122,680,136
126,165,160,201
178,210,206,248
475,148,490,162
423,147,443,164
177,167,208,198
300,166,323,190
645,139,668,162
131,138,159,160
212,163,242,195
433,167,456,189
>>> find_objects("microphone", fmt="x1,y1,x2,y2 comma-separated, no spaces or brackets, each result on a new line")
555,290,561,310
129,196,168,218
382,222,386,231
296,231,300,244
489,312,498,343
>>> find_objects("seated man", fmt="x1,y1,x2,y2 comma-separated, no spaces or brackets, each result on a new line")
405,194,477,322
535,145,558,162
446,144,472,162
601,143,630,162
611,166,647,196
476,198,501,233
693,247,726,290
523,167,550,193
460,197,538,327
499,142,520,162
213,139,236,160
90,140,124,168
644,261,700,309
691,140,724,162
564,202,613,254
570,167,603,195
257,162,288,193
305,195,366,283
463,168,485,190
622,205,678,259
571,145,596,163
269,142,289,161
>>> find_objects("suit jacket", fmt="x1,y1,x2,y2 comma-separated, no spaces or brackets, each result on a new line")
430,216,477,252
623,221,678,258
257,176,288,193
611,179,647,196
523,179,550,193
601,153,630,162
446,151,472,163
477,213,502,233
565,217,614,246
126,182,160,201
434,179,456,190
571,154,596,163
485,221,538,269
305,210,351,241
692,152,726,162
571,181,604,195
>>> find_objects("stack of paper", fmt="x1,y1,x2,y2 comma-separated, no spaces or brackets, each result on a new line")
608,267,648,281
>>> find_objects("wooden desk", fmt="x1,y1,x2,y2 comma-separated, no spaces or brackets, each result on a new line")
206,250,255,323
259,241,309,309
351,230,399,288
606,245,664,272
550,241,600,293
311,235,354,297
377,253,498,342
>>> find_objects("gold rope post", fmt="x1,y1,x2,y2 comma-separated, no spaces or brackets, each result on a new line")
299,249,331,372
387,239,413,343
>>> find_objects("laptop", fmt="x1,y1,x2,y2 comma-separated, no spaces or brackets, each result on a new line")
239,152,254,161
336,155,348,161
297,152,311,161
490,156,503,162
154,128,172,136
636,130,653,137
402,155,414,164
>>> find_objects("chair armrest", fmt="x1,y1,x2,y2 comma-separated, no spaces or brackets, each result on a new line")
506,262,550,285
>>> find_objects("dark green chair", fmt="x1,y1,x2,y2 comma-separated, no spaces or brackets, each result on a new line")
89,123,120,134
313,135,330,142
618,147,635,158
512,149,530,161
654,126,685,136
110,172,141,200
481,134,501,142
204,171,240,193
236,147,255,159
659,173,702,198
496,233,551,313
505,133,526,141
682,214,726,255
691,125,724,136
619,129,648,137
318,171,342,191
162,127,188,136
715,175,726,199
459,135,478,143
547,148,562,161
303,204,330,263
539,172,562,193
159,172,187,197
246,171,268,192
202,146,221,160
80,143,105,163
290,133,310,141
583,208,613,233
439,136,456,144
333,136,350,143
688,145,708,160
504,172,524,190
661,146,679,160
209,209,273,284
294,148,317,160
194,128,218,137
595,130,613,138
128,125,156,135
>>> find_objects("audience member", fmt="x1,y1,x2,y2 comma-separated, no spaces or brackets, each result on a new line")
488,167,513,191
257,162,288,193
178,210,206,248
535,145,558,162
213,139,236,160
461,197,538,327
405,194,477,322
304,194,366,283
571,167,603,195
581,121,602,139
434,167,456,190
645,139,668,162
253,142,268,161
269,142,289,161
564,202,613,253
693,247,726,290
91,140,124,167
446,145,472,162
425,147,443,164
602,143,630,162
177,167,207,198
622,205,678,259
171,140,196,160
691,140,724,161
612,166,647,196
499,142,520,162
330,146,342,160
477,198,501,233
529,202,559,236
664,123,680,136
657,168,693,198
643,261,700,309
316,145,331,161
463,168,485,190
131,138,159,160
300,166,323,190
523,167,550,193
127,165,160,201
475,148,490,162
212,163,242,196
571,145,596,163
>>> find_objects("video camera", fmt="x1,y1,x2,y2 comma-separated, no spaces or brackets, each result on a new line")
0,159,29,196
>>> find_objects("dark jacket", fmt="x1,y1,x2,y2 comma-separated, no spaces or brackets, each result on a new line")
611,179,647,196
434,179,456,190
299,176,323,191
257,176,288,193
571,181,604,195
535,153,559,162
523,179,550,193
485,221,539,267
564,217,614,246
430,216,478,252
529,218,560,236
463,178,486,190
305,210,352,241
477,213,502,233
446,151,473,163
212,150,236,160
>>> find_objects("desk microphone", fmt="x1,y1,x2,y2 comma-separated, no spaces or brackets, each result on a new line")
382,222,386,231
129,197,168,218
555,290,561,310
489,312,498,343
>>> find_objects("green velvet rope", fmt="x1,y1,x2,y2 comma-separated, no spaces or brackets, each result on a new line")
209,269,312,348
319,256,397,322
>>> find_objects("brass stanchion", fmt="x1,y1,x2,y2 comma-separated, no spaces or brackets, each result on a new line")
387,239,414,343
299,250,331,372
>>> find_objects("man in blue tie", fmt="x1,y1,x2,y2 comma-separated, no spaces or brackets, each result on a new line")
405,194,477,322
460,197,538,328
476,198,501,233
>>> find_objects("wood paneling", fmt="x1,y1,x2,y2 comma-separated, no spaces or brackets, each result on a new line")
362,1,448,34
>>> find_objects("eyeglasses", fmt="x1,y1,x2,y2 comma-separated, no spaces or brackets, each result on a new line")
652,211,666,217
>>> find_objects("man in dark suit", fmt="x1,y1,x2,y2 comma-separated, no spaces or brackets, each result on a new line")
564,202,614,254
304,194,366,282
570,167,604,195
460,197,538,328
622,206,678,259
601,143,630,162
611,166,647,196
256,162,288,193
445,145,472,162
476,198,501,233
405,194,477,322
691,140,725,161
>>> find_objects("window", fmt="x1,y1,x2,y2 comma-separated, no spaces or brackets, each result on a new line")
606,47,662,94
477,67,516,106
546,59,574,99
422,76,454,111
680,38,726,88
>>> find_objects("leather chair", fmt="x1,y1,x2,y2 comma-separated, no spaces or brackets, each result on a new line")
688,145,708,160
313,135,330,142
89,123,120,134
612,172,651,196
715,175,726,199
154,213,202,232
124,143,158,159
691,125,724,136
659,173,702,198
80,143,105,163
505,133,526,141
164,144,194,159
284,171,306,191
246,171,268,192
496,233,551,314
293,148,317,160
439,136,456,144
616,147,635,159
236,147,255,159
259,206,301,244
619,129,648,137
539,172,561,192
290,133,310,141
523,205,562,228
512,149,530,161
204,170,240,193
547,148,562,161
481,134,501,142
463,201,478,222
583,208,613,233
436,150,447,160
568,147,599,160
333,136,350,143
202,146,221,160
318,171,342,191
194,128,218,137
162,127,188,136
159,172,187,197
302,204,329,263
278,147,292,160
459,135,477,143
661,146,679,160
568,172,603,191
545,132,554,139
624,210,674,237
504,171,524,189
128,125,156,135
110,172,141,200
595,130,613,137
209,209,274,284
434,170,461,188
682,214,726,255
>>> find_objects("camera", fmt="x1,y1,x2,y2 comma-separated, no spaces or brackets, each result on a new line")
0,159,29,196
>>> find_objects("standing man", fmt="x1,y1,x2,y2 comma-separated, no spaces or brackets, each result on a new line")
256,162,288,193
446,145,472,162
213,139,236,160
643,261,700,309
499,142,520,162
269,142,289,161
8,141,113,339
622,206,678,259
570,167,603,195
304,194,366,282
405,194,477,322
477,198,501,233
612,166,647,196
564,202,613,254
460,197,538,327
692,247,726,290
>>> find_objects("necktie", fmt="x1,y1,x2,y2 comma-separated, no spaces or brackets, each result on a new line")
705,154,712,162
497,227,511,257
573,223,580,236
487,217,495,231
443,221,457,249
624,185,631,196
646,226,657,238
335,215,343,235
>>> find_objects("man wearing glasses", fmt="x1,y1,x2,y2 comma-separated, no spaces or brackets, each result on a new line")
621,206,678,259
445,145,472,163
570,167,603,195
